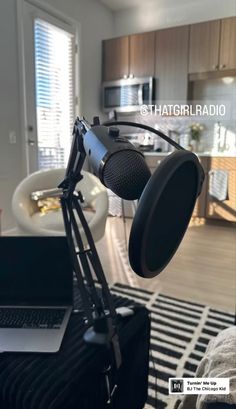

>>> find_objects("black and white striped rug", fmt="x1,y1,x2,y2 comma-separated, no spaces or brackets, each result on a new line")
110,282,235,409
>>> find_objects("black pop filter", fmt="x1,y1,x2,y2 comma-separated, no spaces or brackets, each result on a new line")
128,150,205,278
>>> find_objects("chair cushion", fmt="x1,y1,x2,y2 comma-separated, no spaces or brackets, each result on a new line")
31,209,94,232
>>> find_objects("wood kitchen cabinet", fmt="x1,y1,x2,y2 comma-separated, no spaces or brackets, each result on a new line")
145,154,236,222
206,157,236,222
102,32,155,81
103,17,236,82
192,157,209,218
102,36,129,81
145,154,208,218
219,17,236,71
129,31,155,77
155,25,189,104
189,18,236,74
189,20,221,74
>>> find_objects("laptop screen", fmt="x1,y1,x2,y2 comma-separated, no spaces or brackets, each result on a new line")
0,236,73,306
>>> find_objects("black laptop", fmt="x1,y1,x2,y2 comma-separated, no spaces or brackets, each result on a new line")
0,236,73,352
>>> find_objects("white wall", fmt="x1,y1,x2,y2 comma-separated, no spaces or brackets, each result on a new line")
0,0,24,232
113,0,236,36
0,0,113,231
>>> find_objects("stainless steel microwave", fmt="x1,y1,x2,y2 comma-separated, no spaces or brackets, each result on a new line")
102,77,154,113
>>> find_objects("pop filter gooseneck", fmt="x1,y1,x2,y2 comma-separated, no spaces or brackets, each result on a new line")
103,120,205,278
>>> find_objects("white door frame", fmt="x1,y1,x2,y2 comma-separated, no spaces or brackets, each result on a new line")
16,0,80,176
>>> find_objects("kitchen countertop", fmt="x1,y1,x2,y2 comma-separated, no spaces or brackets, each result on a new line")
143,151,236,157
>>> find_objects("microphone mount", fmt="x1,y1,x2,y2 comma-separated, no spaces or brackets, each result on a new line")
58,115,189,406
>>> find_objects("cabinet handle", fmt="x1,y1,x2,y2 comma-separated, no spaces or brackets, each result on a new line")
212,64,219,70
220,64,226,69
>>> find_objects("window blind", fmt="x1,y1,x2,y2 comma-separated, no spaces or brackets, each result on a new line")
34,18,75,170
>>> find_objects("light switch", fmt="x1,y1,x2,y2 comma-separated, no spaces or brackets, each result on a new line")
9,131,16,144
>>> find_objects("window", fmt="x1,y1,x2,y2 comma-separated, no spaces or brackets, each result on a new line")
34,18,75,170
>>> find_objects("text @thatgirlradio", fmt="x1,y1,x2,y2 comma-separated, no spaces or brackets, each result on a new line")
140,104,230,118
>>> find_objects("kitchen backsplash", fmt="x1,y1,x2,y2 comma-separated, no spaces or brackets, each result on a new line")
116,77,236,154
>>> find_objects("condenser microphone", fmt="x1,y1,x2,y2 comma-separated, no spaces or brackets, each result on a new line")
83,125,151,200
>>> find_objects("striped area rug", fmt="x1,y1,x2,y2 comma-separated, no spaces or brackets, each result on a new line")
110,282,235,409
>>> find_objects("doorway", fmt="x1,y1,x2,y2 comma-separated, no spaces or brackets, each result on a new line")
20,1,78,174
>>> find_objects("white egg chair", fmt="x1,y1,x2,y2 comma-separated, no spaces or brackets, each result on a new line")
12,169,108,244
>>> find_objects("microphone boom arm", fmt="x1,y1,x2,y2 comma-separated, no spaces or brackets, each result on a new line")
58,117,118,330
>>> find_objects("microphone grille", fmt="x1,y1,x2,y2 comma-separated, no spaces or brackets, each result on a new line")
103,150,151,200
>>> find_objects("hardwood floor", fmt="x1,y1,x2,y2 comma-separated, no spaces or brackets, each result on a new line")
96,217,236,313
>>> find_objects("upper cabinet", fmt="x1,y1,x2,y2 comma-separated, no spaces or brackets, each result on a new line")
189,20,220,73
129,32,155,78
155,25,189,103
102,17,236,83
219,17,236,71
102,32,155,81
102,36,129,81
189,18,236,74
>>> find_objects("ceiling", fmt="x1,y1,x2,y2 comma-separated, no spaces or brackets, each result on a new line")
98,0,200,11
99,0,151,11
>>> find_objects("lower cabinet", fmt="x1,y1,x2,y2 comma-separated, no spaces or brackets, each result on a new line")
192,157,209,218
206,157,236,222
145,154,208,218
144,154,165,174
145,154,236,222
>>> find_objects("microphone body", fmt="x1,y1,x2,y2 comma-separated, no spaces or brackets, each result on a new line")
83,125,151,200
